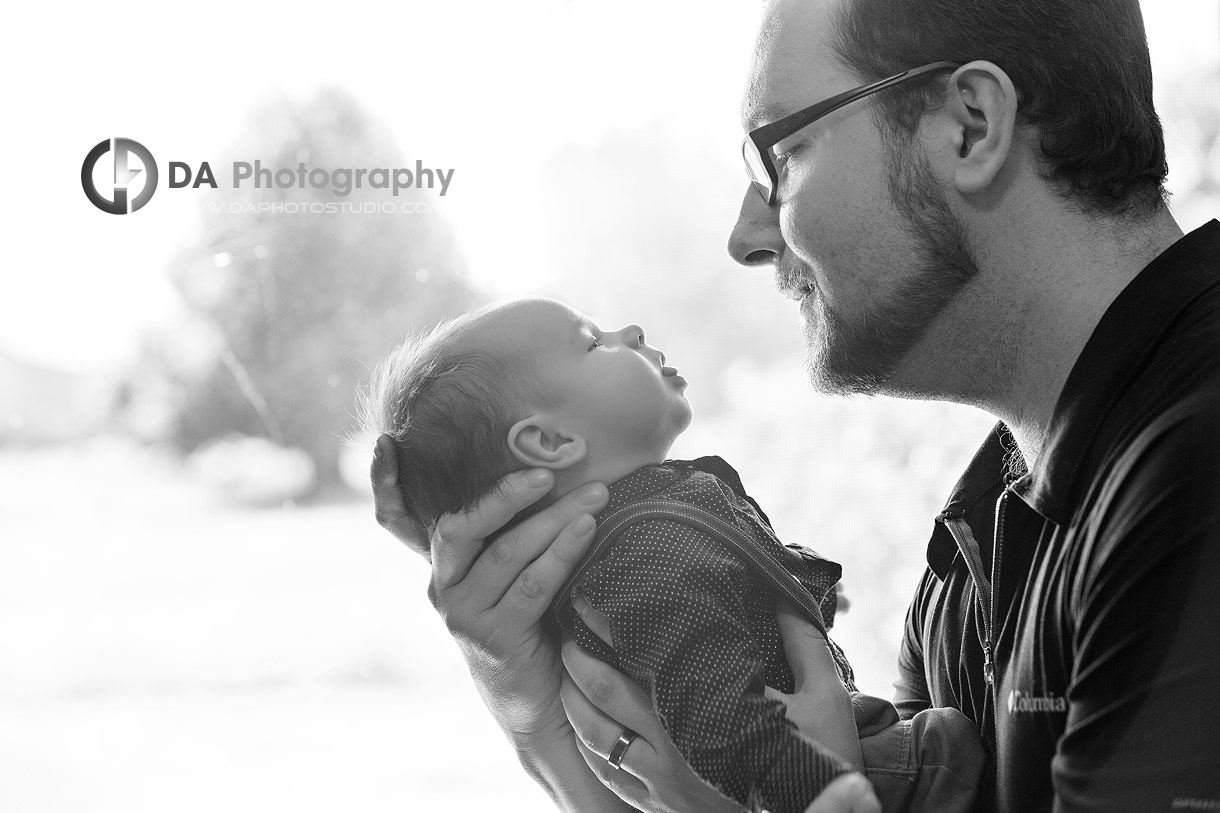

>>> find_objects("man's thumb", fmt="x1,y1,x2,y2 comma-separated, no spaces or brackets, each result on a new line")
775,600,835,689
804,773,881,813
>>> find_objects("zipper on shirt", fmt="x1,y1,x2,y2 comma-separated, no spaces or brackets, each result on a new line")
940,486,1010,689
939,512,995,684
988,489,1009,688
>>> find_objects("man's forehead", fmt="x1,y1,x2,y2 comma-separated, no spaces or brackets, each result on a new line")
741,0,846,130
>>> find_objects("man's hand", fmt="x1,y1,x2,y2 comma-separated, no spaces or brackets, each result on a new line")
805,775,882,813
563,599,880,813
560,635,746,813
370,434,608,740
764,603,864,770
370,436,432,557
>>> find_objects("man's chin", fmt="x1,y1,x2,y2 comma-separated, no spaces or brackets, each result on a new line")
800,305,891,396
802,332,888,397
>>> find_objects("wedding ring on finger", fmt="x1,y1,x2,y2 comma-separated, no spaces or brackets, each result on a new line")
606,727,638,770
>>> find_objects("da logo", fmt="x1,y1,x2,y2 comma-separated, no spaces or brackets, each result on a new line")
81,138,159,214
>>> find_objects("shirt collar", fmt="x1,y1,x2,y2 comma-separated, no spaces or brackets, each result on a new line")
927,422,1011,577
925,219,1220,572
1013,219,1220,525
601,455,774,526
602,461,682,515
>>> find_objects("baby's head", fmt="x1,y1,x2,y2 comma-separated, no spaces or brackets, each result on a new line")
361,297,692,541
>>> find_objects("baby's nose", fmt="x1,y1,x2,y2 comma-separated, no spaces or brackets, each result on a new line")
620,323,646,346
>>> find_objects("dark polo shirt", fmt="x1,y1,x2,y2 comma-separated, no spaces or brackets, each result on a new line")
894,220,1220,812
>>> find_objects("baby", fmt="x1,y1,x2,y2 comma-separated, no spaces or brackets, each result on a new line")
363,297,984,813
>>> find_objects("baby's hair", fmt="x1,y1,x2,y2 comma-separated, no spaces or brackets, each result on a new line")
358,305,551,543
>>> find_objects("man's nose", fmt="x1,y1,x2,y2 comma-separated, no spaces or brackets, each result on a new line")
727,186,783,268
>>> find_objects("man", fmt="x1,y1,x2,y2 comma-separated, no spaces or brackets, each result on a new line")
372,0,1220,809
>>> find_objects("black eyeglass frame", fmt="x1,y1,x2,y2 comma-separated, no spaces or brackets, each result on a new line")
742,60,961,205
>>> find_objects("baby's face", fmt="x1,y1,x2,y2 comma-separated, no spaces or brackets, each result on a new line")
486,298,693,461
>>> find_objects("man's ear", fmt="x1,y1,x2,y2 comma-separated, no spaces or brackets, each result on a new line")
941,60,1019,196
508,416,587,469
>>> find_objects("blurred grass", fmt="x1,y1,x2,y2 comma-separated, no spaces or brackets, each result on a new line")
0,439,551,812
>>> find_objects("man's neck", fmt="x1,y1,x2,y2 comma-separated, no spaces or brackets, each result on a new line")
996,207,1184,469
897,203,1185,471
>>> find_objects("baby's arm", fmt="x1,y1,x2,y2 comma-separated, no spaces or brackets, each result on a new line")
576,518,857,813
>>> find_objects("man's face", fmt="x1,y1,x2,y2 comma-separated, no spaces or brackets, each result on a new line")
729,0,979,396
489,298,693,461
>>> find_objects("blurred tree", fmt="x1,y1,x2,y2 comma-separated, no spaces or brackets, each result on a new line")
1156,65,1220,233
147,88,478,498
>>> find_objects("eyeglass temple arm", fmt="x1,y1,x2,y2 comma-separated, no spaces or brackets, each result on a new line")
749,61,960,148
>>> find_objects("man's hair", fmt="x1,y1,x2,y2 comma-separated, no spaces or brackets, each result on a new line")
358,307,548,543
831,0,1169,217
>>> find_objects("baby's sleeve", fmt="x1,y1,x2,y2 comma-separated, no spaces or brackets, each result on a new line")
855,695,987,813
576,518,852,813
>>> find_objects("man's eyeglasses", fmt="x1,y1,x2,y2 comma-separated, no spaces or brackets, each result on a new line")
742,61,960,206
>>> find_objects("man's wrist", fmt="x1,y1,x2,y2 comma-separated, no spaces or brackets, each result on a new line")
510,725,633,813
509,722,572,784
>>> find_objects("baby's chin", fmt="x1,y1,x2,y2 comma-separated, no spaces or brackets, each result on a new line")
664,403,695,449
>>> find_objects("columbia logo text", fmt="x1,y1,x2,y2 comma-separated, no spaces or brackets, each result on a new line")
1006,689,1066,714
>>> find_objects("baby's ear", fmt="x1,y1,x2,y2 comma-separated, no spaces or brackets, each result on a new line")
508,416,587,469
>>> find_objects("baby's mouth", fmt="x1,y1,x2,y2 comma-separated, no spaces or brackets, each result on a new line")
662,365,680,377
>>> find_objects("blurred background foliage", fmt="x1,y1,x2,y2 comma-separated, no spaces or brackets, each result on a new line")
124,90,480,498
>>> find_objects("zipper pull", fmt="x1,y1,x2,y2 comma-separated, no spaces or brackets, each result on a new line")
983,643,995,685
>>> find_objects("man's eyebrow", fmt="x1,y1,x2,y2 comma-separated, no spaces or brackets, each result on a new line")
744,102,792,133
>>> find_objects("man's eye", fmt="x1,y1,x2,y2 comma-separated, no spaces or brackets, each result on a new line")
773,146,800,169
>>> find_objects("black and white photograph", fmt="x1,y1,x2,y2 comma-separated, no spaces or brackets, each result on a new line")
4,1,1220,811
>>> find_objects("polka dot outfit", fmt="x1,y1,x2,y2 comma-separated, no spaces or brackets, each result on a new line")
552,456,857,813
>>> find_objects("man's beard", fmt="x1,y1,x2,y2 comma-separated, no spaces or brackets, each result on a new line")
805,135,980,396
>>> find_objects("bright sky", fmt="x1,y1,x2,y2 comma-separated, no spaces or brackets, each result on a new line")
3,0,1217,372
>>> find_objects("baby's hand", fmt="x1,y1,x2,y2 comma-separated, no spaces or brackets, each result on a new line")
765,601,864,770
835,581,850,615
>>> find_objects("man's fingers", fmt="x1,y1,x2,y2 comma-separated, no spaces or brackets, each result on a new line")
370,435,430,557
569,720,651,804
561,638,666,750
803,773,881,813
560,671,657,779
370,434,400,490
430,468,557,591
496,512,599,626
776,600,837,689
463,481,609,602
763,685,788,704
572,593,615,645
